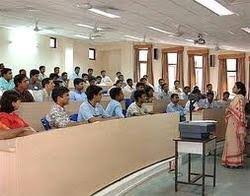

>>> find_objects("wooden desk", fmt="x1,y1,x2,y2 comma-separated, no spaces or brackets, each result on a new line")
0,113,179,196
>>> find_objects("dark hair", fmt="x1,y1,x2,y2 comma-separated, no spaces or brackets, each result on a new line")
118,74,124,78
158,78,164,83
136,82,145,89
206,83,212,88
19,69,26,74
73,78,84,86
171,93,179,99
61,72,67,77
184,86,190,90
110,87,122,99
51,87,69,103
88,68,93,72
161,83,168,89
115,79,123,85
14,74,27,87
85,85,102,100
0,90,21,113
49,73,59,80
89,76,96,83
235,81,246,96
139,78,147,82
82,73,88,78
30,69,40,78
39,66,45,71
116,72,121,75
42,78,52,88
101,70,106,74
0,63,4,68
75,66,80,71
127,78,133,83
1,68,11,75
191,88,201,95
223,91,230,96
174,80,180,85
96,76,102,80
134,90,146,102
145,85,154,94
54,67,60,72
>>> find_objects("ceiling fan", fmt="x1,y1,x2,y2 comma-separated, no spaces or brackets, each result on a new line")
32,20,56,33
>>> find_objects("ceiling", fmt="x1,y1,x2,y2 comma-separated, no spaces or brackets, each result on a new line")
0,0,250,51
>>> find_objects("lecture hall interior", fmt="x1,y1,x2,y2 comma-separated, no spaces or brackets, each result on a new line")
0,0,250,196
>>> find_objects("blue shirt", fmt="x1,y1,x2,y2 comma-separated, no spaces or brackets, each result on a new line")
77,101,109,122
0,78,15,91
69,90,87,102
105,99,124,118
166,102,186,117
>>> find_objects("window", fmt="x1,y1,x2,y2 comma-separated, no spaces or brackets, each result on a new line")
168,53,177,89
194,56,203,89
89,48,96,60
226,59,237,95
49,37,57,48
139,49,148,78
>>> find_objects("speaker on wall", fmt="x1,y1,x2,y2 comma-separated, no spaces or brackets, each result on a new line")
153,48,158,60
210,55,216,67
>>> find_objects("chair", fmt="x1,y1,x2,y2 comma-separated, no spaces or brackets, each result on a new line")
41,117,51,131
69,113,78,122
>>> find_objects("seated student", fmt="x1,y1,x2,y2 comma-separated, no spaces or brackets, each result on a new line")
69,78,87,102
38,66,47,81
60,72,69,88
77,85,111,123
123,78,135,96
166,93,186,121
155,78,165,94
114,71,122,82
14,74,35,102
199,92,219,109
105,87,125,118
29,69,42,91
96,76,103,85
41,78,55,102
70,66,81,81
89,76,96,86
0,68,15,91
126,90,149,117
87,68,94,81
142,75,154,89
130,82,145,101
180,86,191,100
158,83,171,100
0,90,36,136
206,83,217,99
218,91,231,107
49,73,61,88
19,69,27,77
54,67,60,75
0,121,28,140
46,87,72,128
82,73,90,86
185,89,202,112
101,70,113,84
107,80,123,95
171,80,183,94
118,74,127,88
145,85,155,103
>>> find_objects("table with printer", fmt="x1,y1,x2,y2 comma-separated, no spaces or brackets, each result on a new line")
174,120,217,196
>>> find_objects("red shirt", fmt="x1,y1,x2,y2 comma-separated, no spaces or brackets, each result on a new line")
0,112,29,129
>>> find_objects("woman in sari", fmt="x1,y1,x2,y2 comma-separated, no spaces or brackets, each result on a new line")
222,82,247,168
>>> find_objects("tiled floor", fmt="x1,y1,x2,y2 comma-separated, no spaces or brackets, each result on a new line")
124,156,250,196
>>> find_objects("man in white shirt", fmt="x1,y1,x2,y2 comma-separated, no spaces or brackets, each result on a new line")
38,66,48,81
171,80,183,95
114,72,122,82
101,70,113,84
142,75,154,89
217,91,231,107
70,66,81,81
158,83,171,100
40,78,55,102
155,78,164,94
199,92,220,109
126,90,149,117
180,86,191,100
123,78,135,97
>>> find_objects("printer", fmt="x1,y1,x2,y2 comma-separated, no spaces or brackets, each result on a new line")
179,120,217,140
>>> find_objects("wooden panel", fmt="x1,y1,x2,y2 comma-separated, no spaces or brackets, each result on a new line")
0,113,179,196
218,53,245,59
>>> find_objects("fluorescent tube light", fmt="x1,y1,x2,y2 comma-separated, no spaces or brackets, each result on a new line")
75,35,89,39
241,27,250,34
76,24,103,30
89,8,120,18
185,39,194,42
194,0,234,16
124,35,143,41
148,26,174,35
